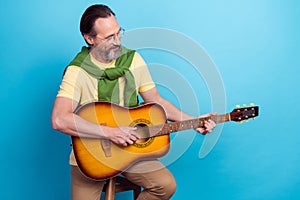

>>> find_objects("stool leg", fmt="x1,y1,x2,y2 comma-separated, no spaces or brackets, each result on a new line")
105,178,116,200
133,187,141,200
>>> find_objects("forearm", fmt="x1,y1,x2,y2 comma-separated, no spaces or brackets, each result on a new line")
51,97,109,138
52,111,108,138
140,87,194,121
51,97,139,145
156,98,194,121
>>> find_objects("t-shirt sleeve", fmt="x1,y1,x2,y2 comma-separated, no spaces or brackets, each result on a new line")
131,53,155,93
56,66,82,102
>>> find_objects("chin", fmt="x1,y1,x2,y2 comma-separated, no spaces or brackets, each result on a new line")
109,50,121,60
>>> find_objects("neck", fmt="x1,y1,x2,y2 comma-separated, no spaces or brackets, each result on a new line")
145,114,231,138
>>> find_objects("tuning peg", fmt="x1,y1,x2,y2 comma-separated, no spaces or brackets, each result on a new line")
250,103,255,106
236,104,241,108
243,104,247,107
253,117,256,120
245,119,249,122
238,121,243,124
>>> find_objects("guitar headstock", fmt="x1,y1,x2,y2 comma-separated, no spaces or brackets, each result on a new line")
230,103,259,123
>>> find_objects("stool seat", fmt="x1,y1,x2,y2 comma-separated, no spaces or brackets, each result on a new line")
103,176,141,200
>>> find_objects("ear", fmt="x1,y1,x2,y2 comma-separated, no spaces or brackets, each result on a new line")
83,34,95,46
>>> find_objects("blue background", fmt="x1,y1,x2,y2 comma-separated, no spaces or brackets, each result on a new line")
1,0,300,199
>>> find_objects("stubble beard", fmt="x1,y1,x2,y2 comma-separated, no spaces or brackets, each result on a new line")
94,44,121,63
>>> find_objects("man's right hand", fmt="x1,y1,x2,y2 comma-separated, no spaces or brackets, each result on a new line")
105,126,140,146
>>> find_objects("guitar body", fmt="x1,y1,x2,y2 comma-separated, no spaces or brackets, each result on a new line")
72,102,169,180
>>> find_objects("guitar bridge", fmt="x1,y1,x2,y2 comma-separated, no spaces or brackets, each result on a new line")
101,139,112,157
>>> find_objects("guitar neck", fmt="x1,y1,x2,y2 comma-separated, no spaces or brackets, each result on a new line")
155,114,230,136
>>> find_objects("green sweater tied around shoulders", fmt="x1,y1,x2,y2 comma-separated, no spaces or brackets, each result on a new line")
69,46,138,107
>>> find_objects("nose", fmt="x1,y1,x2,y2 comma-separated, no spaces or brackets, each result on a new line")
112,35,121,46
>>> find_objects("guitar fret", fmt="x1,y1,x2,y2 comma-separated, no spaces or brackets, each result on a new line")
212,114,230,123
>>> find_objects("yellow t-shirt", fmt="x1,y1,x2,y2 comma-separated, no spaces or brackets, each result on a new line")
57,51,155,165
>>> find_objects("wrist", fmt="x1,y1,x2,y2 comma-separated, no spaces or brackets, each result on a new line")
99,125,111,139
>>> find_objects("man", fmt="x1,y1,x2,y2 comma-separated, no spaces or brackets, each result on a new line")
52,4,216,200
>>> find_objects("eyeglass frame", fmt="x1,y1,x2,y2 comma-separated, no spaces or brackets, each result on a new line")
94,27,125,43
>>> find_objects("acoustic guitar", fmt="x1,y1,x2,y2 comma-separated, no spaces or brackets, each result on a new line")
72,101,259,180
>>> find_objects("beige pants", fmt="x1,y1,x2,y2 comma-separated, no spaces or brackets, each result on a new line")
71,160,176,200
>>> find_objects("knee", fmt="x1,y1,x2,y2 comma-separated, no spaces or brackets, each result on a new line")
163,175,177,198
151,173,177,200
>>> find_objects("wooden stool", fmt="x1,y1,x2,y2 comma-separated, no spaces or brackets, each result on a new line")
103,176,142,200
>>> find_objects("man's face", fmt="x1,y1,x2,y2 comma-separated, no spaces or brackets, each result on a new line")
89,15,122,63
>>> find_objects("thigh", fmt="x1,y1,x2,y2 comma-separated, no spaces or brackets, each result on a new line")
71,166,104,200
122,160,176,193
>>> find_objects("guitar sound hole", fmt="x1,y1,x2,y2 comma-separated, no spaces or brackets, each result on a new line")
130,119,155,148
135,123,150,143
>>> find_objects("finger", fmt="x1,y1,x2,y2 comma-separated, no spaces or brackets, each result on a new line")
209,119,216,126
125,139,134,145
121,132,134,143
197,120,214,134
207,119,216,130
125,127,140,139
130,130,141,140
204,121,213,133
118,135,130,146
204,121,211,129
195,127,208,135
115,135,127,146
128,133,139,141
122,141,128,146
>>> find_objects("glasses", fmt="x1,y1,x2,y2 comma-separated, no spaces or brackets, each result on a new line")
95,27,125,43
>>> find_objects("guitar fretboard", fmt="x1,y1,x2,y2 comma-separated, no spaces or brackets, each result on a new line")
154,114,230,136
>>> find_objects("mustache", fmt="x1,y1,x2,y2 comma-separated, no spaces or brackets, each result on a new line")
109,45,121,51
